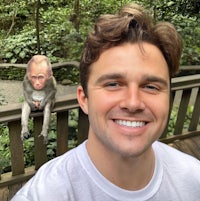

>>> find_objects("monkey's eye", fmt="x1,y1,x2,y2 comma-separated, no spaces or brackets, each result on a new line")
30,75,45,81
38,75,45,81
31,76,37,81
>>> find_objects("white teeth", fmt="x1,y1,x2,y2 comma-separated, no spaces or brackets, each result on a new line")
115,120,145,128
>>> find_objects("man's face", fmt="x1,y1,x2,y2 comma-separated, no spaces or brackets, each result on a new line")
77,42,170,158
28,61,49,90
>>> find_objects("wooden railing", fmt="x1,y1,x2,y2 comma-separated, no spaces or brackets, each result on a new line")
0,92,89,200
1,69,200,200
162,74,200,137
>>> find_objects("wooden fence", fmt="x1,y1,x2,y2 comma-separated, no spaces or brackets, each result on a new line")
0,93,89,200
0,65,200,200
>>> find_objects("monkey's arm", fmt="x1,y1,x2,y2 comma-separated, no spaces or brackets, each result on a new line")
23,76,38,110
39,77,57,143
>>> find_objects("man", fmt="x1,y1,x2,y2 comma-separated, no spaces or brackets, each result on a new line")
12,3,200,201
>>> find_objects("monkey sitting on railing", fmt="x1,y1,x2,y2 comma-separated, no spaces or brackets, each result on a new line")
21,55,57,143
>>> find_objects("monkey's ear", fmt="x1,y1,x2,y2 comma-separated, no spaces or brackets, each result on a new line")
27,73,31,80
77,85,88,115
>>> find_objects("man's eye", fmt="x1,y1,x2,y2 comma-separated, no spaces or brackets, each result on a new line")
107,82,119,87
104,82,122,89
144,84,159,91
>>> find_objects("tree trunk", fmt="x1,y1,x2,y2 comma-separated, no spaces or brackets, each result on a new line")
35,0,41,54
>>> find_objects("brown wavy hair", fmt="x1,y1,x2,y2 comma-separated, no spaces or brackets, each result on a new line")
80,3,182,96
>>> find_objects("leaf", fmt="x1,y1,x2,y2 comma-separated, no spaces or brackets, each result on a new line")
19,51,26,59
5,52,13,58
167,1,175,7
10,58,17,63
14,47,21,54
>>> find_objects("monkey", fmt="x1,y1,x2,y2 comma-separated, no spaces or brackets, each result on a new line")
21,55,57,144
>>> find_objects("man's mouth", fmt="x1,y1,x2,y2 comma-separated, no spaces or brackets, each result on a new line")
115,120,146,128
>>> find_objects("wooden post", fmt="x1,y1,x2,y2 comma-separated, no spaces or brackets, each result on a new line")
189,88,200,131
174,89,191,135
77,108,89,144
56,111,68,156
33,116,47,170
8,121,24,176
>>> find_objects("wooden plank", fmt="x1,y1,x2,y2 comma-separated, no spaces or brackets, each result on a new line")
56,111,68,156
8,182,24,200
183,137,200,159
0,167,35,200
172,140,194,156
8,121,25,176
168,136,200,160
0,64,27,68
180,65,200,71
0,93,78,123
0,61,79,69
77,108,89,144
189,88,200,131
0,187,9,201
174,89,191,135
171,74,200,90
160,131,200,144
33,116,47,170
0,167,35,188
161,90,176,138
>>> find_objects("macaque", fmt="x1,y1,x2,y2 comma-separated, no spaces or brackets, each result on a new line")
21,55,57,143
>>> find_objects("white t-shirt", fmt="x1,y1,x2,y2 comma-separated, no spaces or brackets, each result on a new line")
11,141,200,201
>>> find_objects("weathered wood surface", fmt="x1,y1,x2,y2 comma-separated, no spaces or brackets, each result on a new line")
0,61,79,69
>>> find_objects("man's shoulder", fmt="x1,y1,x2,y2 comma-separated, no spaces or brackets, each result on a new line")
154,141,200,168
40,142,86,172
37,142,83,177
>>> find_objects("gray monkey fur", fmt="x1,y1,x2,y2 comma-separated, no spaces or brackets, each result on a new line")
21,75,57,143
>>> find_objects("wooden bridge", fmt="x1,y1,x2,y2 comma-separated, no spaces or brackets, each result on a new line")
1,64,200,200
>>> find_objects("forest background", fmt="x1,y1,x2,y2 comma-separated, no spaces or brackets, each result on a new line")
0,0,199,66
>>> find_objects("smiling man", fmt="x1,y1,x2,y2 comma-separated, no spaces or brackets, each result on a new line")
12,3,200,201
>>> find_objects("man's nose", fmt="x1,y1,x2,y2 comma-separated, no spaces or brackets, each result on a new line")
119,85,145,112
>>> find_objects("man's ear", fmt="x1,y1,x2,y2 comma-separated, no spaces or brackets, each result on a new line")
77,85,88,115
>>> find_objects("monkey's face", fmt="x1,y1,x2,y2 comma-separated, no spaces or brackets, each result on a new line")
28,62,50,90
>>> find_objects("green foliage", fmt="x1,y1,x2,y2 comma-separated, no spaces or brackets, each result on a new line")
0,0,199,65
0,30,37,63
0,67,26,81
53,66,79,84
0,124,10,173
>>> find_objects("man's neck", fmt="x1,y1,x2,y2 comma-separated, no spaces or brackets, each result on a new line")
86,137,155,191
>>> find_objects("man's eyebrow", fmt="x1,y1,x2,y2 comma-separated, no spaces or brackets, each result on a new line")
143,75,169,86
95,73,126,84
